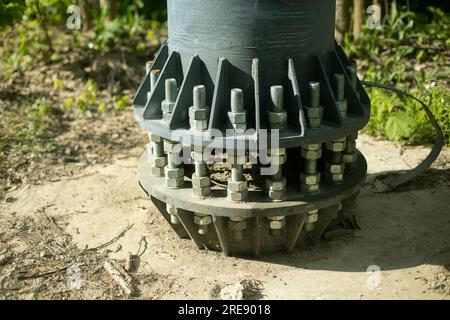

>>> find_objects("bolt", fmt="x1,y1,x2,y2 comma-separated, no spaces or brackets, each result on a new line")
334,74,345,101
347,65,357,91
304,210,318,232
194,161,208,177
193,85,206,110
146,61,152,74
304,159,317,174
150,69,160,92
270,85,284,112
231,164,244,182
309,82,320,108
231,88,244,113
165,78,177,103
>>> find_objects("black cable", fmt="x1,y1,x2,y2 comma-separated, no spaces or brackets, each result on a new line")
361,80,445,189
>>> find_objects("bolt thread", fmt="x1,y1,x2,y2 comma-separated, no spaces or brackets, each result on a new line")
334,74,345,101
231,165,244,182
270,85,284,112
308,82,320,108
231,88,244,113
165,78,177,102
150,70,160,92
193,85,206,110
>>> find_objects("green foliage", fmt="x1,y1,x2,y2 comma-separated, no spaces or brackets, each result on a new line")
343,6,450,144
0,0,25,30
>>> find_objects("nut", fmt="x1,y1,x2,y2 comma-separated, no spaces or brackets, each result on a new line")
268,111,287,124
308,118,322,129
161,100,175,113
343,153,358,163
268,190,285,201
164,166,184,179
193,186,211,197
265,178,286,191
194,215,212,226
228,180,248,192
268,148,286,156
192,175,211,188
231,123,247,132
166,204,178,215
228,112,246,124
325,172,344,184
228,190,248,202
300,173,321,185
149,156,168,168
326,141,345,152
269,219,286,230
307,211,319,223
304,106,323,119
335,100,347,113
190,119,208,131
189,107,209,120
149,133,162,143
165,177,184,188
164,140,183,153
300,143,321,151
301,148,322,160
228,220,247,231
325,163,344,174
301,184,320,195
151,166,165,176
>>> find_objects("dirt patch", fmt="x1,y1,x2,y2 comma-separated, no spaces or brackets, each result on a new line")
0,133,449,300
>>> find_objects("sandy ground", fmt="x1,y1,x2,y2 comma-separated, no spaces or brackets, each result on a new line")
1,134,449,300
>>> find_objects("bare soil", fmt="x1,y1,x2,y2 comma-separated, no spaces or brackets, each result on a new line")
1,125,449,300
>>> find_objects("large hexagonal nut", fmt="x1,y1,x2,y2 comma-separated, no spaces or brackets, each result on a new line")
304,106,323,119
228,112,246,124
165,176,184,188
300,143,321,151
161,100,175,113
149,156,167,168
194,215,212,226
192,175,210,188
162,112,172,122
268,190,285,201
164,166,184,179
336,100,348,113
268,111,287,124
307,211,319,223
301,148,322,160
269,219,286,230
300,173,321,185
189,106,209,121
193,186,211,197
166,204,178,215
164,140,183,153
228,190,248,202
308,118,322,129
325,163,344,174
325,172,344,184
232,123,247,132
326,141,345,152
151,166,164,176
228,180,248,192
301,183,320,195
265,178,286,191
149,133,162,143
343,153,358,163
228,220,247,231
190,119,208,131
268,148,286,156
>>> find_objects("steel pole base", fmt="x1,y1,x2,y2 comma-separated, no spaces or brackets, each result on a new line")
138,150,367,256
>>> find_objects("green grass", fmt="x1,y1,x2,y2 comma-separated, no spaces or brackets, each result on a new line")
343,6,450,145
